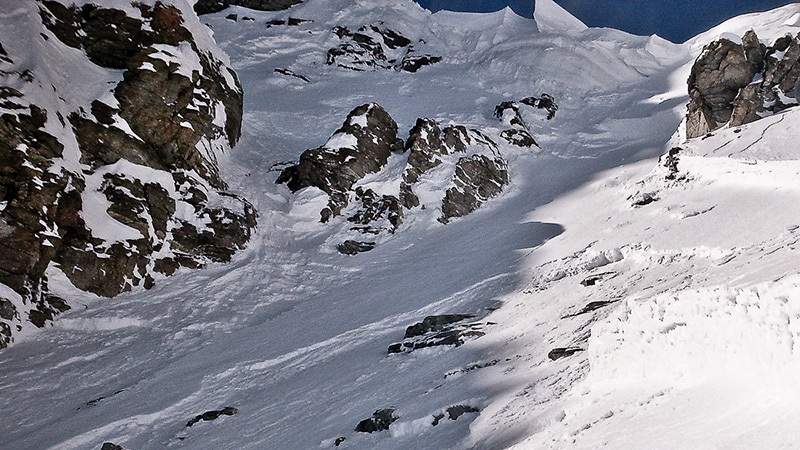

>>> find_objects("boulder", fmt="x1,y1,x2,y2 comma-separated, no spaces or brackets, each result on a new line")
400,119,469,209
337,240,376,255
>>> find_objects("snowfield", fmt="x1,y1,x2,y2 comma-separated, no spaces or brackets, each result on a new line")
3,0,800,449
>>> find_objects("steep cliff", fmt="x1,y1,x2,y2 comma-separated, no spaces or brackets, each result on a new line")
0,0,256,347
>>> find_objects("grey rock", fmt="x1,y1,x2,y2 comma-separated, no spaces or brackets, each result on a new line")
440,155,509,223
277,103,402,217
348,188,403,234
689,31,800,134
686,38,756,138
432,405,479,426
500,129,538,148
100,443,125,450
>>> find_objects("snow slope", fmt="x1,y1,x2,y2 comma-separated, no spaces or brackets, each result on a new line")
2,0,800,449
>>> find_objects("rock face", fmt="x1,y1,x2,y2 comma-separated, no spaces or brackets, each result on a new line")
686,31,800,138
440,154,509,223
400,118,470,209
326,24,441,72
0,0,256,347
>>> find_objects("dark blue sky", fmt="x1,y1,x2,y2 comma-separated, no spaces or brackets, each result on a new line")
414,0,795,42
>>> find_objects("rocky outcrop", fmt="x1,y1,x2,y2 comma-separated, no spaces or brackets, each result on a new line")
687,30,800,138
355,409,398,433
194,0,302,15
399,119,470,209
277,103,403,219
277,98,535,252
326,24,441,73
431,405,480,426
387,314,488,354
186,406,239,427
0,1,255,347
440,154,509,223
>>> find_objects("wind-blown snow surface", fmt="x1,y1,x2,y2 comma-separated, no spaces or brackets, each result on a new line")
3,0,800,448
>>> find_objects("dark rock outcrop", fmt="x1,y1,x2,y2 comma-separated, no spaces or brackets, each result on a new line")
100,443,125,450
687,30,800,138
399,119,470,209
326,24,440,73
548,347,584,361
194,0,302,15
337,240,376,255
355,408,398,433
347,188,403,234
277,103,403,218
0,1,255,346
186,406,239,427
432,405,480,426
387,314,487,354
440,154,509,223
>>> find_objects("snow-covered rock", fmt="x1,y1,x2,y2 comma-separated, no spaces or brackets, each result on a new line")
0,0,255,346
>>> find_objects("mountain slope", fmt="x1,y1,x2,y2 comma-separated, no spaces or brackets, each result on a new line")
2,1,799,449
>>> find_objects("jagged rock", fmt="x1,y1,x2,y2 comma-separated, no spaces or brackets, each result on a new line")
0,298,14,321
500,129,538,148
520,94,558,120
686,38,756,138
662,147,681,180
401,54,442,73
186,406,239,427
347,188,402,234
274,68,309,82
387,314,486,354
494,94,558,129
742,30,766,73
400,120,470,208
688,31,800,136
494,101,525,128
355,409,397,433
0,1,255,342
440,155,509,223
337,240,376,255
326,24,440,72
194,0,302,15
277,103,403,217
548,347,584,361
